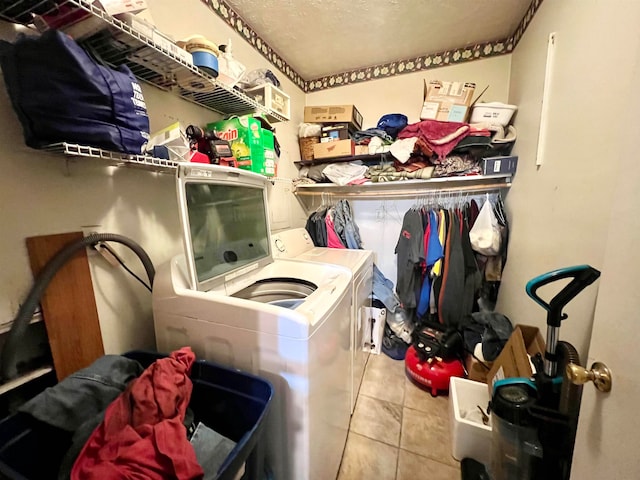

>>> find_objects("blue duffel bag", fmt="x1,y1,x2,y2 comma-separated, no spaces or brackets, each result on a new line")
0,29,150,154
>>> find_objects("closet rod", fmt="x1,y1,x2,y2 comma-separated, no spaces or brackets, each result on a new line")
295,181,510,199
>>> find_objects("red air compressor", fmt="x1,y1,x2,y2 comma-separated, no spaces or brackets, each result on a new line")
405,326,465,396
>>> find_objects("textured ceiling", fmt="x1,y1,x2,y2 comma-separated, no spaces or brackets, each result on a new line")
224,0,533,79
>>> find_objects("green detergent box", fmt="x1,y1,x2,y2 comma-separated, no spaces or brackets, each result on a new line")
207,115,275,177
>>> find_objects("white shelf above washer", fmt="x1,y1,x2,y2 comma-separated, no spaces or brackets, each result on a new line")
294,174,513,199
44,142,179,172
0,0,289,122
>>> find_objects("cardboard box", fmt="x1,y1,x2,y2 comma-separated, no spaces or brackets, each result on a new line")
207,115,274,177
420,80,476,122
263,148,276,177
313,139,355,159
261,128,275,150
486,325,546,395
304,105,363,131
465,355,493,383
354,145,370,155
482,155,518,175
321,123,354,142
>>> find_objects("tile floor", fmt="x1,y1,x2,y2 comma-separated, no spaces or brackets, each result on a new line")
337,353,461,480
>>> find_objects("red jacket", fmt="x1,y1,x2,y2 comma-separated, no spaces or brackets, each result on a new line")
71,347,204,479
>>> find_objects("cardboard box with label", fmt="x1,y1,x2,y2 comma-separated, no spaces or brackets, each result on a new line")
207,115,274,177
313,139,355,159
304,105,363,131
321,123,354,142
482,155,518,175
420,80,476,122
486,325,545,395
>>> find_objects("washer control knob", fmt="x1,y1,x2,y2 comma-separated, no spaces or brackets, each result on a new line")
275,238,285,252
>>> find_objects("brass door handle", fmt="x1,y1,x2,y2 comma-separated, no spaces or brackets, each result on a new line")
566,362,612,392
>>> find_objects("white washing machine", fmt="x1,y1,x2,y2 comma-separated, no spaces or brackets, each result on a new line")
152,164,353,480
271,228,374,414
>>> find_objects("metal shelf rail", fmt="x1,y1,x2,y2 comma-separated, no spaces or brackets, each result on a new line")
294,174,513,200
0,0,288,122
43,142,179,172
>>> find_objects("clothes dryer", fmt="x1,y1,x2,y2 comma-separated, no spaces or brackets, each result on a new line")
152,164,352,480
271,228,374,413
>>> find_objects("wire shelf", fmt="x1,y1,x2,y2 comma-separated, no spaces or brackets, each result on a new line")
0,366,54,395
294,174,513,199
43,142,179,172
0,0,288,122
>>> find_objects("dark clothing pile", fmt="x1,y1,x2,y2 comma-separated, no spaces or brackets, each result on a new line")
18,348,235,480
71,348,202,480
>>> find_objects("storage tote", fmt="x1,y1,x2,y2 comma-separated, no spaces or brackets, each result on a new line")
0,351,273,480
449,376,492,465
470,102,517,126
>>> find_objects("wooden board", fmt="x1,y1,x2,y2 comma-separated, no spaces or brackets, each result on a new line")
26,232,104,381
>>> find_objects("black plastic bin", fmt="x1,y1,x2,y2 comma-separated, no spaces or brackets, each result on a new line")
0,351,273,480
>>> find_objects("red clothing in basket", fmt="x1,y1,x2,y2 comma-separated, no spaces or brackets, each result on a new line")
71,347,203,480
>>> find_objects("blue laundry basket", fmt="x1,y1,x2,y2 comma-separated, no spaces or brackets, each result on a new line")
0,351,274,480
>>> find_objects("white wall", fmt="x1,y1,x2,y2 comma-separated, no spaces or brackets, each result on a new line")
0,0,306,355
307,56,512,128
305,57,512,281
496,0,640,357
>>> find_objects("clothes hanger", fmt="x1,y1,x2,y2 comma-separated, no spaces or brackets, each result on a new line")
494,192,507,226
314,192,328,215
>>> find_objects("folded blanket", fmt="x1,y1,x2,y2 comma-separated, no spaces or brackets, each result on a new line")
397,120,470,161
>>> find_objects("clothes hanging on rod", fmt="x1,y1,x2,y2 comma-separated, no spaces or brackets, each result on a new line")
478,194,510,310
304,199,363,249
395,208,424,310
395,191,509,327
304,199,401,311
305,206,328,247
325,208,346,249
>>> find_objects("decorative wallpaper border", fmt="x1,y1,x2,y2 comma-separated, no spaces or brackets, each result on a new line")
509,0,545,49
305,38,512,92
200,0,306,90
201,0,544,93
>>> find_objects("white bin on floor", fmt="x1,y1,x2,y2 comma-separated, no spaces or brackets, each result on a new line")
449,377,492,465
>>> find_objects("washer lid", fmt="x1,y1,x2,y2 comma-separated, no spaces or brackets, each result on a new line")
176,163,273,291
297,248,372,274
